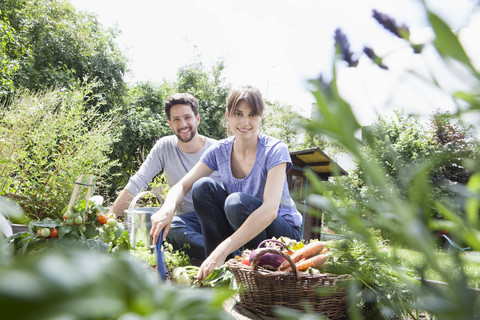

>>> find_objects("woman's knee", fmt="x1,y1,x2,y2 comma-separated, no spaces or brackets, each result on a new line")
192,177,216,200
224,192,260,225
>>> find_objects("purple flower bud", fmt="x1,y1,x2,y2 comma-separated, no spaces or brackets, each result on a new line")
363,46,388,70
372,9,410,40
334,28,358,67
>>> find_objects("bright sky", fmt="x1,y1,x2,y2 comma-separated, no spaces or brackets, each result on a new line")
69,0,480,126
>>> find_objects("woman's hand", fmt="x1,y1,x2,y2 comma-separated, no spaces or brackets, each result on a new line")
196,249,229,282
150,208,174,244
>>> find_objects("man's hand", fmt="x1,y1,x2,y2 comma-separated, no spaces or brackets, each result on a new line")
109,189,134,218
150,209,174,244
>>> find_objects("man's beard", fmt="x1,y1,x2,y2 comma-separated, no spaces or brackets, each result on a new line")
175,126,196,143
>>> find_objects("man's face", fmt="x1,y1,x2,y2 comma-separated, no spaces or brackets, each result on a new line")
168,104,200,143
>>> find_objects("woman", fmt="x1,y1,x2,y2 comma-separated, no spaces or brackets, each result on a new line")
150,85,302,281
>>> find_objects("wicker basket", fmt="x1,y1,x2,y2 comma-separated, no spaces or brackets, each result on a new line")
226,248,349,319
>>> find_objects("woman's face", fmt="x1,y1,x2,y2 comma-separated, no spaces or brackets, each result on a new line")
227,101,261,141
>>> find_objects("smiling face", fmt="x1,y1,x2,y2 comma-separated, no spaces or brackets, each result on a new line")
168,104,200,143
227,100,261,141
225,85,265,138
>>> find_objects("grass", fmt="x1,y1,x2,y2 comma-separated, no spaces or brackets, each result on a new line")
393,247,480,289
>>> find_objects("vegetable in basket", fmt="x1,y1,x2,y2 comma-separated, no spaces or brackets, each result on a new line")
283,252,329,271
248,239,286,270
278,240,324,270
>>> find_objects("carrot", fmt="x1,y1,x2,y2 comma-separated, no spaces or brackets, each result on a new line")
284,254,328,272
278,241,324,270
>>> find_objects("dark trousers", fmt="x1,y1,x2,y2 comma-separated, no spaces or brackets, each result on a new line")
192,177,301,257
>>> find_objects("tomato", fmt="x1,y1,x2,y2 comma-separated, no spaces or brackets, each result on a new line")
106,218,117,227
49,228,58,238
97,214,108,225
63,211,72,219
74,216,83,225
38,228,50,238
241,258,250,266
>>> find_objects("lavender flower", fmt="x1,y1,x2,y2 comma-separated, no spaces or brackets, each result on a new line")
372,9,410,40
363,46,388,70
334,28,358,67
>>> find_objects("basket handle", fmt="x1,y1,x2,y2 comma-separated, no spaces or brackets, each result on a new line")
126,191,164,213
250,248,301,280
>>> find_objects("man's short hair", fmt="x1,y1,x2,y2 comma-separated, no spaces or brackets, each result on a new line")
164,93,199,120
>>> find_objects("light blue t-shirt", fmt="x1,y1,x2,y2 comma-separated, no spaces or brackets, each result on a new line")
200,134,302,227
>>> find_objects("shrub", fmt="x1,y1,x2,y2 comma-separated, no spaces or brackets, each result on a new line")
0,85,120,221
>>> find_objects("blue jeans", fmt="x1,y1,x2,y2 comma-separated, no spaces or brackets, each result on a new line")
192,177,301,257
165,211,205,260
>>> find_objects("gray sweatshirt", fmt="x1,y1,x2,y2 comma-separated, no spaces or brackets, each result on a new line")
125,135,221,215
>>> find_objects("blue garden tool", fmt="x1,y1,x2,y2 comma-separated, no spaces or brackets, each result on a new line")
123,190,166,280
442,234,470,252
155,229,167,281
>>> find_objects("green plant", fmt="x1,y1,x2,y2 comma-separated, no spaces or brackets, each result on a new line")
0,86,120,221
8,199,130,255
130,240,156,268
350,111,479,223
162,241,191,269
300,3,480,319
176,59,231,140
0,0,128,112
0,243,230,320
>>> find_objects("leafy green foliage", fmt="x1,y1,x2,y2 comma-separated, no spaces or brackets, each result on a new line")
107,82,174,194
0,0,128,112
107,60,232,195
162,241,191,269
202,264,236,289
0,17,18,97
0,244,229,320
349,110,479,223
176,59,231,140
130,240,157,268
7,199,130,256
262,102,307,150
324,239,414,318
0,86,120,220
301,4,480,319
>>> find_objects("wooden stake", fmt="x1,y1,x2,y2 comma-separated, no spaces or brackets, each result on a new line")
67,175,83,212
84,175,95,221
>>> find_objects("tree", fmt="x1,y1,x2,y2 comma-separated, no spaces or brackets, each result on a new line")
0,0,128,112
362,111,433,184
0,14,19,97
429,112,478,186
107,81,175,196
355,111,479,204
104,60,232,196
262,102,305,150
176,59,231,140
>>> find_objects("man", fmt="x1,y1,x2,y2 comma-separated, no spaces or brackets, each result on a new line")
110,93,221,260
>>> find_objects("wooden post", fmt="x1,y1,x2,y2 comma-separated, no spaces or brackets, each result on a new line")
67,175,84,212
84,175,95,221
